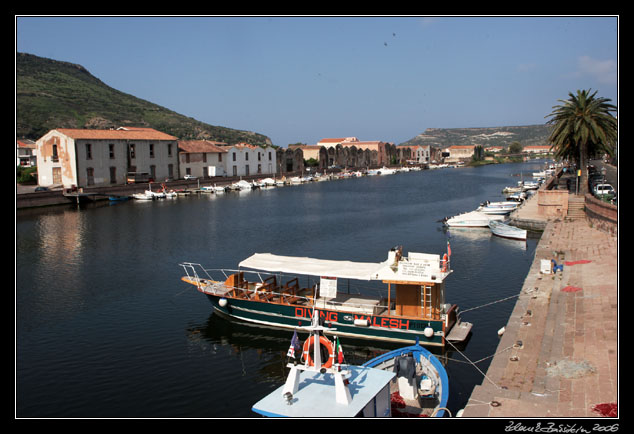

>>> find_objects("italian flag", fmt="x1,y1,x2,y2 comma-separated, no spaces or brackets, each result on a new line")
335,336,344,364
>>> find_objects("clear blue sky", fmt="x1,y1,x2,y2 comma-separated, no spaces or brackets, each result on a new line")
16,16,618,146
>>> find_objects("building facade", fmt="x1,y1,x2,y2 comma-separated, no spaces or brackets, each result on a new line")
178,140,228,178
226,143,277,177
36,127,178,188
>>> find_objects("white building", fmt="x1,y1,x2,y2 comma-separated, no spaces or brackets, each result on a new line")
36,127,178,188
178,140,228,178
226,143,276,177
17,139,37,167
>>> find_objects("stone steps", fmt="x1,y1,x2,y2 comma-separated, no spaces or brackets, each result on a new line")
566,196,586,220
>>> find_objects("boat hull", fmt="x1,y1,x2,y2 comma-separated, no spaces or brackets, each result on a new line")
204,293,449,347
489,221,527,240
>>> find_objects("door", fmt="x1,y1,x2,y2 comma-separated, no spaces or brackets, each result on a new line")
52,167,62,184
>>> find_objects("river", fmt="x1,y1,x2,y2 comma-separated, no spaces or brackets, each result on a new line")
16,160,548,418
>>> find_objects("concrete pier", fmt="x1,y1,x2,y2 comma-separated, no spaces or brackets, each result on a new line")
461,193,618,418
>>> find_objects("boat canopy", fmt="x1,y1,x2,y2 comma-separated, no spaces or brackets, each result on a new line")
239,250,449,283
239,253,386,281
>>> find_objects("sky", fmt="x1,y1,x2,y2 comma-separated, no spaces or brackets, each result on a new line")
16,16,618,147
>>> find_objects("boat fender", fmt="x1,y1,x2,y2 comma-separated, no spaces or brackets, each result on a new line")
218,298,228,307
424,327,435,338
441,254,448,272
302,335,334,369
354,318,369,327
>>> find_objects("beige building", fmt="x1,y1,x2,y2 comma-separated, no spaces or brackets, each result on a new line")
179,140,228,178
445,145,475,163
36,127,178,188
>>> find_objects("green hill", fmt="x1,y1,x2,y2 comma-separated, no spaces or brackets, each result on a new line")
400,124,552,149
16,52,273,147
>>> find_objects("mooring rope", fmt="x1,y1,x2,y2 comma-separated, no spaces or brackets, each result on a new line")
459,293,521,314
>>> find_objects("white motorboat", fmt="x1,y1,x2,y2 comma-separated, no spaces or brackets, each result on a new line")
488,220,527,241
477,201,519,215
231,180,254,191
443,211,504,227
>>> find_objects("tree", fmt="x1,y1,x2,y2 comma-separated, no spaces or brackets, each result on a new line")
545,89,617,194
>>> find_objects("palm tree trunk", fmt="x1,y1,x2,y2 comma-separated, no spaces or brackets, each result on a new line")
578,141,588,195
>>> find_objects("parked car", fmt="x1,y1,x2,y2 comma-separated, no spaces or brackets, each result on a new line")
594,183,615,198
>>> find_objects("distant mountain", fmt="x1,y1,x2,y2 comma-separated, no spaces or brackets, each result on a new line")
16,52,273,146
399,124,552,149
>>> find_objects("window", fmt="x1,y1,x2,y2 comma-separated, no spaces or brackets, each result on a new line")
245,152,249,161
85,143,92,160
52,144,58,162
109,144,115,159
269,151,272,161
219,153,222,162
232,153,236,162
168,143,173,157
129,144,136,159
149,143,155,158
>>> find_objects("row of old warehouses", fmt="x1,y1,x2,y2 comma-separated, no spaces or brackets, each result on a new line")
34,127,435,189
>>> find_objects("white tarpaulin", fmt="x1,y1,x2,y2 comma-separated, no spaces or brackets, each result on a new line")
238,253,386,281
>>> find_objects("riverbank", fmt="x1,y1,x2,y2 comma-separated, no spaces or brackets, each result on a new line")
460,194,618,418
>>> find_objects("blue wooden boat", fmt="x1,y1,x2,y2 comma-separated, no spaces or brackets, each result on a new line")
363,339,450,417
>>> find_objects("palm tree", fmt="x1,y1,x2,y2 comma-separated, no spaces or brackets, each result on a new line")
545,89,617,194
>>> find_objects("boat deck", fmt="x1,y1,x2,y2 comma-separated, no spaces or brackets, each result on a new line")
183,276,388,313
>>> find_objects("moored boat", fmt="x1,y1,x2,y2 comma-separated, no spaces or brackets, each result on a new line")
477,201,519,215
251,311,396,417
488,220,527,241
180,247,472,348
363,340,450,417
443,210,504,228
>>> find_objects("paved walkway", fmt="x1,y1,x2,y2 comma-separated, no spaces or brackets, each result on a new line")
461,193,618,418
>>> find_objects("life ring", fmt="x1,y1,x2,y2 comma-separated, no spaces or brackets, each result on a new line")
302,335,334,368
442,253,448,272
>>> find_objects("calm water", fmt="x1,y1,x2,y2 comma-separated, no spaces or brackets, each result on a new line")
16,161,546,418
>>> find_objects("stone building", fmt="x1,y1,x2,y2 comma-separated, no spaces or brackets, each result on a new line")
36,127,178,188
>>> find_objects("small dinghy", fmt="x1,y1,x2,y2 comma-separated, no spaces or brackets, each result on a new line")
488,220,527,241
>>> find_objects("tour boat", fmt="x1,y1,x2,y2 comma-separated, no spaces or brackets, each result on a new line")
180,247,472,348
488,220,527,241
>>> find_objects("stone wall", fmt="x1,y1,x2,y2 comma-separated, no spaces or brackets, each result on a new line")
584,194,617,235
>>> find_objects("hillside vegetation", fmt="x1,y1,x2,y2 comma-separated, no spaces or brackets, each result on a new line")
16,52,273,147
400,124,551,149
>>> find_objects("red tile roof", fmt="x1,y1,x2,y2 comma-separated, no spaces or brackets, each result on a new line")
55,127,177,141
178,140,228,153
